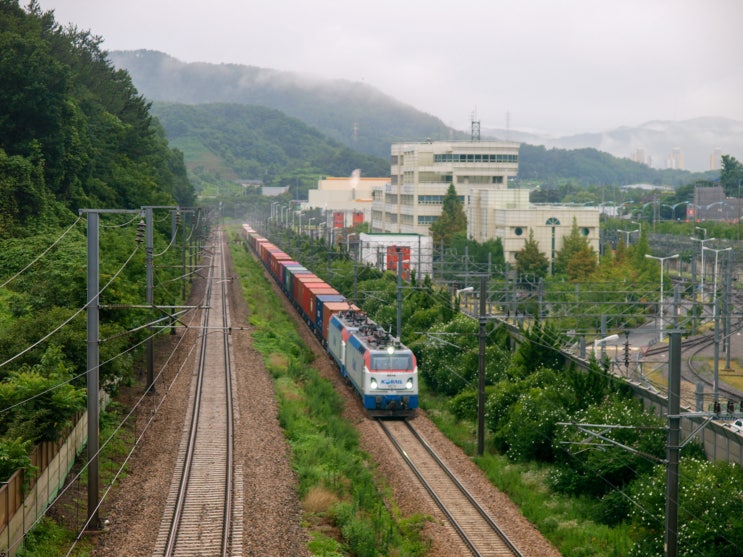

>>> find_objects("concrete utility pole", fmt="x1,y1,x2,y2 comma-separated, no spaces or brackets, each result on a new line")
665,330,681,557
85,210,101,531
81,208,141,531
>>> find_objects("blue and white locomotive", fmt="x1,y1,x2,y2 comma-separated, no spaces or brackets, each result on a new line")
327,309,418,417
242,223,418,418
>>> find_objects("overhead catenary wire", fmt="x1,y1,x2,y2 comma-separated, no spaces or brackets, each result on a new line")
0,243,140,371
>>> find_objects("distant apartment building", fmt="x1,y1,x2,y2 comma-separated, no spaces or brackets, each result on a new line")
710,148,722,171
666,148,684,170
371,140,600,267
632,148,649,166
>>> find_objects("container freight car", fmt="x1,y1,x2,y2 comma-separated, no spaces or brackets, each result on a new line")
241,223,418,417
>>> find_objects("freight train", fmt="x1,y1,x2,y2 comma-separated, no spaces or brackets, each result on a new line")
241,224,418,417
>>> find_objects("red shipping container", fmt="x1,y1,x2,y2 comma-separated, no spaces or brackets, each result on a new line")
320,301,354,341
386,245,411,280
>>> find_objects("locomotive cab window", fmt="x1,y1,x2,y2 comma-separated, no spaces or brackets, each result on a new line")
370,353,413,371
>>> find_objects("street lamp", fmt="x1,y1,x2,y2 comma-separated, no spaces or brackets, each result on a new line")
617,227,639,245
702,246,731,319
593,334,619,360
690,236,715,302
645,253,679,343
702,245,731,403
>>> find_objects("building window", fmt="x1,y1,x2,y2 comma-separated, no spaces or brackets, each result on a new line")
581,227,590,236
514,227,524,236
418,215,439,224
433,153,518,164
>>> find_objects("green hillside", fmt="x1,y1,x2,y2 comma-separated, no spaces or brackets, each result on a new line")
151,102,390,196
0,4,193,236
110,50,463,160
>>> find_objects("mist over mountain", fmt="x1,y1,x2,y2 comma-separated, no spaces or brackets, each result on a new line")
108,50,463,159
109,49,736,180
482,117,743,173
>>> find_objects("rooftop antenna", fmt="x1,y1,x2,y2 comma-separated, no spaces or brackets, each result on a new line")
471,109,480,141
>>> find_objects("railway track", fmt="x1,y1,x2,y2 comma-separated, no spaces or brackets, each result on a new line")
153,228,240,557
643,323,743,403
378,419,523,557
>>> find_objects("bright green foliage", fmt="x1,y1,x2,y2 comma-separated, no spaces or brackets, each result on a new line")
429,184,467,246
554,218,597,279
420,326,511,397
418,314,477,396
510,321,566,377
627,457,743,557
720,155,743,197
0,437,33,482
152,102,389,192
515,229,549,280
0,0,194,234
550,397,665,499
0,345,85,443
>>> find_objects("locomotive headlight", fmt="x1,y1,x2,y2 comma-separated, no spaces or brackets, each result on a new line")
406,378,413,390
386,345,394,355
370,378,378,390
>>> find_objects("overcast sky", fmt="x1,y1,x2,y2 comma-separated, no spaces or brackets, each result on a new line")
38,0,743,135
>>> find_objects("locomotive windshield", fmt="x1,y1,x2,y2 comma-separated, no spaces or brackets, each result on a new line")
370,352,413,371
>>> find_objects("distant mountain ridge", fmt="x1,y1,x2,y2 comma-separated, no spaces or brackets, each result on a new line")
108,50,463,159
109,49,734,181
483,117,743,172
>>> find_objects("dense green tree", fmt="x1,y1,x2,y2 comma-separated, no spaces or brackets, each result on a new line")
0,0,194,214
554,218,598,279
627,457,743,557
515,229,549,280
720,155,743,197
429,184,467,246
551,396,665,499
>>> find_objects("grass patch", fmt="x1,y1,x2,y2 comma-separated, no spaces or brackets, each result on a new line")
15,517,92,557
230,226,429,556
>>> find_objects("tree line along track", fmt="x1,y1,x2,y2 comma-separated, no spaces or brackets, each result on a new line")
378,418,524,557
153,228,240,557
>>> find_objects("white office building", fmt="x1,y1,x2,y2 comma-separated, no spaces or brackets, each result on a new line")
371,140,600,267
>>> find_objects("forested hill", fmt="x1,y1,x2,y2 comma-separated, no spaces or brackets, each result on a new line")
0,3,193,235
518,144,714,188
109,50,463,160
151,102,390,190
112,49,711,189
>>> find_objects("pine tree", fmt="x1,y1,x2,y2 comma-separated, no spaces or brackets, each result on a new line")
515,229,549,280
429,183,467,246
554,217,597,279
